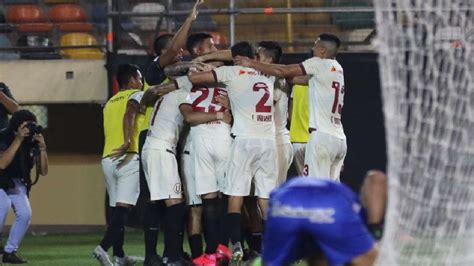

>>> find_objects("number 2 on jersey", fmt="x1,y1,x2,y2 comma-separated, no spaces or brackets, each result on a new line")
253,82,271,113
331,81,344,114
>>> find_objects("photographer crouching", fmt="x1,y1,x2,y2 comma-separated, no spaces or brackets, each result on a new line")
0,110,48,264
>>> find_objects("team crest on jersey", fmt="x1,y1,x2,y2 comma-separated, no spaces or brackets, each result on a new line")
173,183,182,194
239,69,247,75
330,66,337,72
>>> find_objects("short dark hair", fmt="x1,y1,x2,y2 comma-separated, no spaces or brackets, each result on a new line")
9,110,36,132
186,32,213,56
154,34,174,56
231,41,255,59
116,64,140,88
319,33,341,48
258,41,282,63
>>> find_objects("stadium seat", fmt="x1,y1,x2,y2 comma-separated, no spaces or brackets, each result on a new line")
60,33,104,59
0,34,20,60
16,34,61,59
48,4,87,23
6,4,47,24
16,22,54,33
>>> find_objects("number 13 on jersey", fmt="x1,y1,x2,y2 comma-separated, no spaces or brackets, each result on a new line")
331,81,344,115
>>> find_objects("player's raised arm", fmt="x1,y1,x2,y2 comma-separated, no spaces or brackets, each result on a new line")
159,0,204,67
234,56,304,78
140,83,177,107
192,49,232,63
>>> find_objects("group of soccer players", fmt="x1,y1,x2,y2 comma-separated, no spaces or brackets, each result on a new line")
93,1,382,266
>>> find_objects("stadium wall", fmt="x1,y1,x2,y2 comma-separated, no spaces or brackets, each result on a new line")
0,60,108,104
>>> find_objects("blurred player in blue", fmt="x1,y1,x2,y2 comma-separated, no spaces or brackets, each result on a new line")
260,177,378,266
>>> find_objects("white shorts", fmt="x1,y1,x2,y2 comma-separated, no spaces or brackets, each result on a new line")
276,142,294,185
102,154,140,207
180,140,201,205
304,131,347,181
141,140,182,201
292,143,307,176
193,137,232,196
224,138,277,199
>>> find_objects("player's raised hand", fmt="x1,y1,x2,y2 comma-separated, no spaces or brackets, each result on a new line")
110,142,130,160
188,0,204,21
234,56,252,67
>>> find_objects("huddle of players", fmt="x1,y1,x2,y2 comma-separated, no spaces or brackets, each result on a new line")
139,38,294,266
94,1,379,266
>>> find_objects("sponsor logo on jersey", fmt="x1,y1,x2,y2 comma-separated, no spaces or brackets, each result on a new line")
271,201,335,223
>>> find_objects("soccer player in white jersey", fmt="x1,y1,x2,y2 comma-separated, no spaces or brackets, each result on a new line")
174,42,277,262
257,41,293,185
140,85,189,265
177,32,233,265
235,33,346,181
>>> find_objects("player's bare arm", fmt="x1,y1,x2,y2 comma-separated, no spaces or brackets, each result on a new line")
188,70,216,85
140,83,177,107
234,55,305,78
110,100,140,159
164,62,215,77
0,90,19,114
192,49,232,63
159,0,204,67
179,104,231,126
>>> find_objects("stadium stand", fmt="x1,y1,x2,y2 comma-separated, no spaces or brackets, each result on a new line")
60,32,104,59
329,0,374,29
48,4,93,32
16,34,60,59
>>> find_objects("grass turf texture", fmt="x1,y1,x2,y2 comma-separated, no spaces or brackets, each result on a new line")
2,231,148,266
4,231,308,265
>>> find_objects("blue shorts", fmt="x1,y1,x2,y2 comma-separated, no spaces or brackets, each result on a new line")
262,178,374,266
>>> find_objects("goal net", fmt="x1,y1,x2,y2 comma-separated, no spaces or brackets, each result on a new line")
374,1,474,265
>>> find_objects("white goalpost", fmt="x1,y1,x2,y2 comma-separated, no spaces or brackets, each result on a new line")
374,0,473,265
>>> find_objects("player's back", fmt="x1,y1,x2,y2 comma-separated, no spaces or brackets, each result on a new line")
264,177,374,266
186,84,231,138
145,90,187,148
213,66,275,139
302,57,345,139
